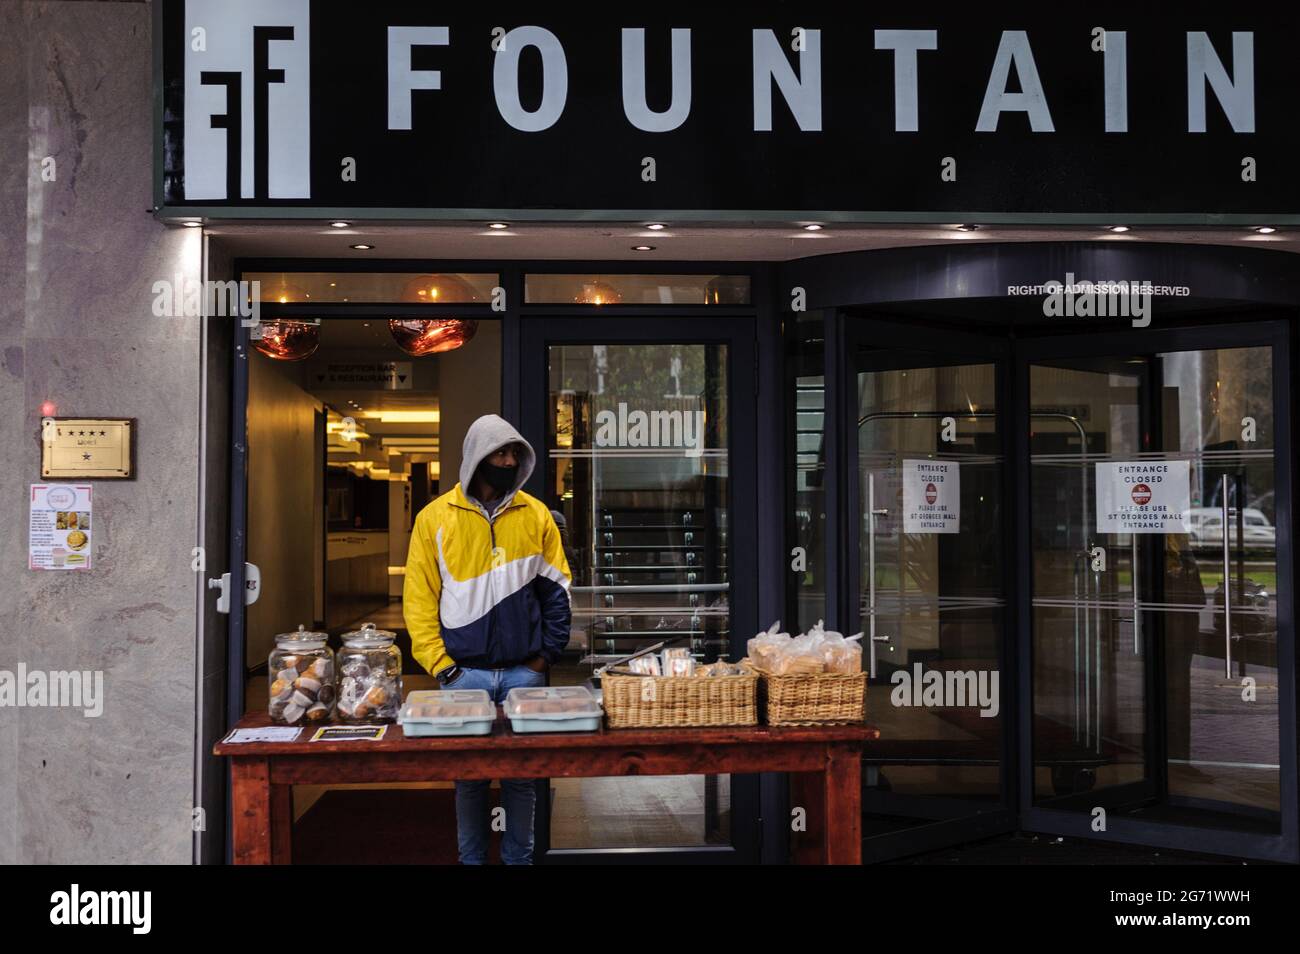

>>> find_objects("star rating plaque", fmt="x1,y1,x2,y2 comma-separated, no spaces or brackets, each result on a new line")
41,418,135,479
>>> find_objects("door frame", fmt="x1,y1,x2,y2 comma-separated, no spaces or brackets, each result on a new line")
220,259,775,864
519,315,762,864
841,315,1020,862
1015,318,1299,863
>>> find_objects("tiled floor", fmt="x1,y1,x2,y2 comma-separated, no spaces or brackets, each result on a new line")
550,776,730,849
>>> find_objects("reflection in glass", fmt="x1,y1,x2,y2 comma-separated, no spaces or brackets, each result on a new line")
525,274,751,305
857,361,1004,822
243,272,499,304
1029,347,1280,831
545,343,731,849
787,315,827,632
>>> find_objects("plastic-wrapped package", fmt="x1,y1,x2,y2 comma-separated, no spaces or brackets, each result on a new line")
694,657,750,677
662,647,695,676
745,620,864,675
822,632,865,674
629,654,662,676
746,620,791,672
775,636,825,675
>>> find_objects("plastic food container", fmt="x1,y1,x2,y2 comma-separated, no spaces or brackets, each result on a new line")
399,689,496,737
504,686,603,733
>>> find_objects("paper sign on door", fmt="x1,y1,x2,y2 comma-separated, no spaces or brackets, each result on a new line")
1095,461,1190,533
902,460,960,534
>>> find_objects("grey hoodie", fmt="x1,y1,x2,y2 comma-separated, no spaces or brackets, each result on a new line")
459,414,536,515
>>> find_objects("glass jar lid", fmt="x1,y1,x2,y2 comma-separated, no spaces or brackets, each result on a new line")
342,621,396,649
275,624,329,650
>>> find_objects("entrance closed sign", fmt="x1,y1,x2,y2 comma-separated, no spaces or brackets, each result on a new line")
902,459,960,534
1095,461,1191,533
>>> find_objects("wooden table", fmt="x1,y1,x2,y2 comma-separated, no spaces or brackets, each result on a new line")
215,712,879,865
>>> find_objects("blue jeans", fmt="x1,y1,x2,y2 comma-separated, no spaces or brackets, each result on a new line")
446,663,547,864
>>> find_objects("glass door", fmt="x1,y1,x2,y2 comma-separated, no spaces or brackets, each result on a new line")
848,320,1016,861
1022,323,1298,862
520,317,759,862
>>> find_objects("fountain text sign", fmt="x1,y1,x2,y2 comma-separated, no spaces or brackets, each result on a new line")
158,5,1300,219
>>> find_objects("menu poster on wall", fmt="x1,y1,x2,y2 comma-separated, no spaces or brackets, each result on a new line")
902,460,960,534
29,484,93,570
1095,461,1191,533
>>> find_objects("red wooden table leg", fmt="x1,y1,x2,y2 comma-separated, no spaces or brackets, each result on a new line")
790,770,827,864
823,743,862,865
230,758,273,865
271,782,293,865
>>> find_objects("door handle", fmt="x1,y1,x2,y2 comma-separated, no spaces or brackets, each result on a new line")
207,563,262,614
1131,535,1140,655
867,474,891,677
1221,474,1233,678
869,634,891,679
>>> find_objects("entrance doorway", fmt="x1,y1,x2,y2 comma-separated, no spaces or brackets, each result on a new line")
1021,323,1297,862
521,316,761,862
841,316,1296,863
846,320,1017,861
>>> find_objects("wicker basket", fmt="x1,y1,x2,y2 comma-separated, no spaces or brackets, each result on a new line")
601,669,759,728
758,671,868,725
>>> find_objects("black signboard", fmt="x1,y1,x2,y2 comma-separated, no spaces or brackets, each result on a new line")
156,3,1300,222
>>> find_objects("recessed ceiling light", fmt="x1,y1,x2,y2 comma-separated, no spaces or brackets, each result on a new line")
646,223,667,230
632,245,655,251
350,244,374,250
488,223,510,230
803,224,824,231
330,221,351,229
183,221,202,228
1255,226,1277,234
956,224,981,232
1109,225,1130,233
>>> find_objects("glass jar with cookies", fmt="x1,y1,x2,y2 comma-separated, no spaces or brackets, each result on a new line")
267,626,336,725
336,622,403,724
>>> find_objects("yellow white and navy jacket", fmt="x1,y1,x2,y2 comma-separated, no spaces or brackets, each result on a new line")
403,416,572,677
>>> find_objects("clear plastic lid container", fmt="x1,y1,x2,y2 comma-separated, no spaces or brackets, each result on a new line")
504,685,601,718
341,621,396,648
400,689,495,723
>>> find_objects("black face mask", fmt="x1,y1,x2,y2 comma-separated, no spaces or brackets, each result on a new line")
478,461,518,494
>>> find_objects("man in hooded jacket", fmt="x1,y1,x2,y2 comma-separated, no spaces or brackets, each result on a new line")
404,414,572,864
